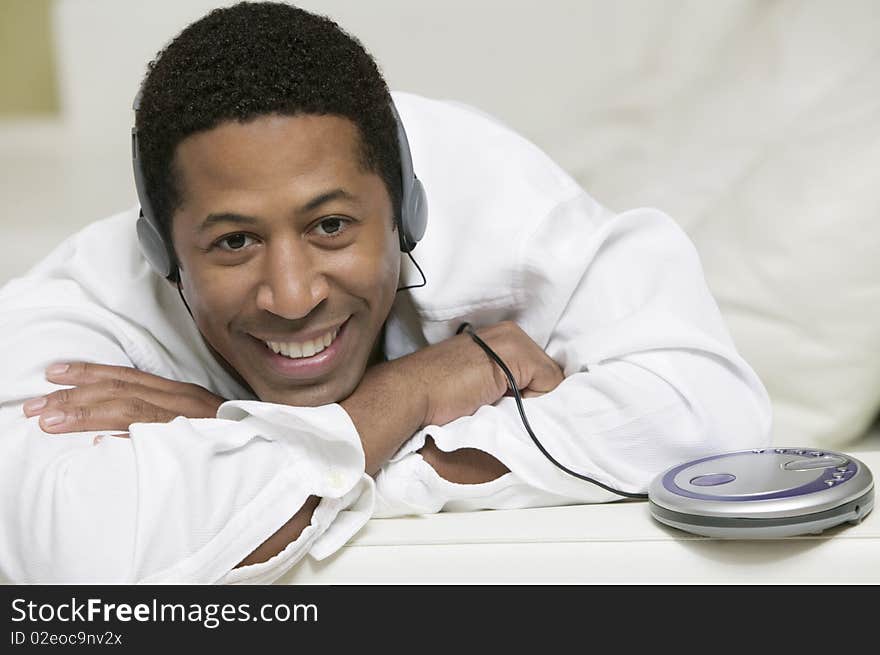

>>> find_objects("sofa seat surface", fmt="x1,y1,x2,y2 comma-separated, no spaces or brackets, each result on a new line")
280,430,880,584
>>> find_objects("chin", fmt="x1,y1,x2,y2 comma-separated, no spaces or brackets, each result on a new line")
251,374,354,408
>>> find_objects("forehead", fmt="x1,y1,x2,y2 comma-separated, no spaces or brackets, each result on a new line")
173,113,368,201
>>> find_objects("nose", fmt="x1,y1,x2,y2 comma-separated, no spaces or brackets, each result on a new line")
255,241,330,319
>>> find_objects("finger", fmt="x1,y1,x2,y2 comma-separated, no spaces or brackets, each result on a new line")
523,358,565,395
24,383,121,417
28,380,217,421
504,387,549,399
45,362,196,395
39,399,179,434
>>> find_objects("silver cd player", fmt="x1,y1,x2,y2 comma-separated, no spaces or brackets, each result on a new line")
648,447,874,538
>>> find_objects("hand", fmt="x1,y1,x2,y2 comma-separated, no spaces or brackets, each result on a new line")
22,362,227,434
410,320,564,428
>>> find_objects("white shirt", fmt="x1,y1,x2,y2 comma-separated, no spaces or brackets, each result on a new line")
0,92,772,583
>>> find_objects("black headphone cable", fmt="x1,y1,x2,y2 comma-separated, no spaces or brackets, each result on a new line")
456,322,649,500
396,250,427,292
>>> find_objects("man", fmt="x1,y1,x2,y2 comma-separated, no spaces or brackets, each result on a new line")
0,2,770,583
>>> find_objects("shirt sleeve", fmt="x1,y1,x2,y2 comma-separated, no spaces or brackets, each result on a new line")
373,197,773,516
0,307,374,584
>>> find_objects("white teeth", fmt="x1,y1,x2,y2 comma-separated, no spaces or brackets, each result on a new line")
265,327,339,359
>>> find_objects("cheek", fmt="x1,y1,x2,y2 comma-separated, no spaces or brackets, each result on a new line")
182,268,250,338
339,233,400,305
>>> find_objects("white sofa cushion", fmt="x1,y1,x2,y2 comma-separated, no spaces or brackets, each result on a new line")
690,50,880,448
560,2,880,448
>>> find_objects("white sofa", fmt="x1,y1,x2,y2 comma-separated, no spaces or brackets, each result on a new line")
1,0,878,583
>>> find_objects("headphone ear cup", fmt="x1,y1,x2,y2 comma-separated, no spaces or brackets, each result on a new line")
401,178,428,252
398,175,428,253
136,212,175,280
390,99,427,254
132,121,179,281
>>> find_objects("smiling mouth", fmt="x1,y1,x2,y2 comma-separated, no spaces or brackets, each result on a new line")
251,317,350,360
262,326,340,359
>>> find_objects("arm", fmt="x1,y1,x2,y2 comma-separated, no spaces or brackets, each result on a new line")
372,198,772,514
0,309,375,583
19,355,434,570
418,435,510,484
4,308,561,581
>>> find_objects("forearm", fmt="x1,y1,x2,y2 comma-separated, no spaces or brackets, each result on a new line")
235,494,322,568
418,434,509,484
339,357,429,476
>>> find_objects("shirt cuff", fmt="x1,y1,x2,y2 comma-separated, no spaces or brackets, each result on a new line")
140,400,373,584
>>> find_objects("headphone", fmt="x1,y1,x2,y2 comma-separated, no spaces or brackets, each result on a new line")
131,92,428,282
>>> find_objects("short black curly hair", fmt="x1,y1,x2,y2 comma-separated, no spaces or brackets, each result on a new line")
135,1,401,247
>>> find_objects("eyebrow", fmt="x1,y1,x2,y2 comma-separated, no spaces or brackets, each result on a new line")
197,188,358,233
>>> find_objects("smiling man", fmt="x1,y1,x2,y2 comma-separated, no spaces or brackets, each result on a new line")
0,2,771,583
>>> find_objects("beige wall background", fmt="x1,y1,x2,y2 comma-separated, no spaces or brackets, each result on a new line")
0,0,59,116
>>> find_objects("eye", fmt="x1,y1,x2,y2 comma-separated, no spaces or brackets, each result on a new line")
215,233,256,251
312,216,351,238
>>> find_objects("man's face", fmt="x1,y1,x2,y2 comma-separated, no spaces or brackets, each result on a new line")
170,113,400,406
